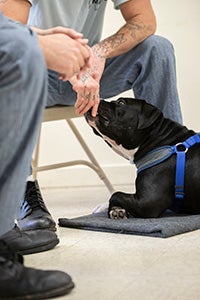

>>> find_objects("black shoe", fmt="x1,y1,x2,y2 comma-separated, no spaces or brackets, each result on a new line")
0,240,74,299
18,180,56,231
0,225,59,255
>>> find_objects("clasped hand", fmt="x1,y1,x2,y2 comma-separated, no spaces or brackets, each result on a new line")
37,26,91,81
69,45,106,117
37,26,106,117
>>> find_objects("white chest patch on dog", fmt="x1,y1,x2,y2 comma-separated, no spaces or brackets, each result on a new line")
103,135,137,163
88,120,137,163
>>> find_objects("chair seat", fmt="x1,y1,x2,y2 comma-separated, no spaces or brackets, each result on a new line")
43,106,77,122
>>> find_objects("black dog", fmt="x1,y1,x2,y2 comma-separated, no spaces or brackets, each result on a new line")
85,98,200,219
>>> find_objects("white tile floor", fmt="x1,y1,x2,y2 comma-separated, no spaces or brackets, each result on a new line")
26,185,200,300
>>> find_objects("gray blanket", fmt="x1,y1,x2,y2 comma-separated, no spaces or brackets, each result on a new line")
58,211,200,238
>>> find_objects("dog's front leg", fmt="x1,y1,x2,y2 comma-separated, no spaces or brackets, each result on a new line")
108,166,174,219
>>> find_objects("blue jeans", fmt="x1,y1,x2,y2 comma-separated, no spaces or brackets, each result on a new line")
47,35,182,123
0,15,47,236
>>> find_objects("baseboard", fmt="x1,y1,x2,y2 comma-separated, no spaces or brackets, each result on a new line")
37,164,136,189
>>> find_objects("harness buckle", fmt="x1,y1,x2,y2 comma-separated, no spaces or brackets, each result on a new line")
175,143,188,153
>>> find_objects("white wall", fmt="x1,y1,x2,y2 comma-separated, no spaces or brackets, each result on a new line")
38,0,200,189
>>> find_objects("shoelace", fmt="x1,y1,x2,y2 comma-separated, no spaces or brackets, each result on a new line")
21,181,48,214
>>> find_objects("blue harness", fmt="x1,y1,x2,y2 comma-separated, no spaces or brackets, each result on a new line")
135,133,200,212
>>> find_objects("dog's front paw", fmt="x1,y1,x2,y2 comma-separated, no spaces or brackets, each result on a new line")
109,206,127,220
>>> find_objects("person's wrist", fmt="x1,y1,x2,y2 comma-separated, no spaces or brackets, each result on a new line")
92,44,107,59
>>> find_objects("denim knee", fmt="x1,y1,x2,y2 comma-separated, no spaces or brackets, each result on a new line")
0,26,45,91
141,35,175,61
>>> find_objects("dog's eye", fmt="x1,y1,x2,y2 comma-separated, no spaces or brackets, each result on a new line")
117,99,126,105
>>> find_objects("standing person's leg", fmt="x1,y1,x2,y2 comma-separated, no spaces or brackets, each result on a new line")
0,17,59,254
0,19,47,235
0,15,74,299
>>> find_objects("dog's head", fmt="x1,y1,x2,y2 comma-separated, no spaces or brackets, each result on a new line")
85,97,162,161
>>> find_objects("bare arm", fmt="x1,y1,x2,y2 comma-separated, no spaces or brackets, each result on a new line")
0,0,31,23
73,0,156,116
94,0,156,59
38,34,90,81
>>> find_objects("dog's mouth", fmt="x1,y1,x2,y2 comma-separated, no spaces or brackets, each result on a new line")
85,109,110,128
85,107,137,162
85,109,98,126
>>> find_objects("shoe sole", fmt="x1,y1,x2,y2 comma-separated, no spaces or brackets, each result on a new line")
0,281,75,300
17,238,59,255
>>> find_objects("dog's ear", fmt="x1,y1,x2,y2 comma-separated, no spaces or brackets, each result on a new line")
137,101,162,129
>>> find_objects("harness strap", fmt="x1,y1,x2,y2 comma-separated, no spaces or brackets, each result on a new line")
135,146,175,173
174,144,187,207
135,133,200,212
173,134,200,210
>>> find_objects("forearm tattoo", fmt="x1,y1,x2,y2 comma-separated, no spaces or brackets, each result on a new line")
127,19,153,39
81,71,91,85
97,19,153,57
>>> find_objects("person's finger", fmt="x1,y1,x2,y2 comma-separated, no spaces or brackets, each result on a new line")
75,91,99,116
77,38,89,45
91,97,100,117
51,27,84,39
